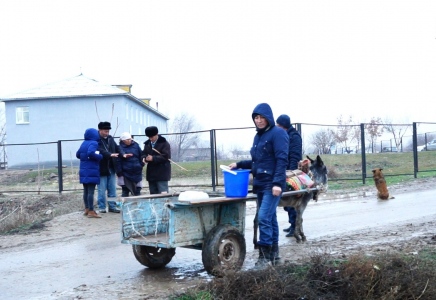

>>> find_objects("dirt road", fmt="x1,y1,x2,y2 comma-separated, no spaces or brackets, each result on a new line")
1,186,436,300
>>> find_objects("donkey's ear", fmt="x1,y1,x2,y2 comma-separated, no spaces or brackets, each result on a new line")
316,155,323,165
306,155,314,163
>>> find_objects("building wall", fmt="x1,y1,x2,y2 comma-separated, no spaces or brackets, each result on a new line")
3,95,168,167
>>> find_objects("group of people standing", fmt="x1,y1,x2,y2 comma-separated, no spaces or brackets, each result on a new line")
76,122,171,219
229,103,302,267
76,102,301,269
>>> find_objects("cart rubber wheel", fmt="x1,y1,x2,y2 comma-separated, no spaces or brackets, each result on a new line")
132,245,176,269
202,224,246,276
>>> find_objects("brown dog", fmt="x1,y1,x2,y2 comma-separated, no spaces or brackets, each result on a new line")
372,168,394,200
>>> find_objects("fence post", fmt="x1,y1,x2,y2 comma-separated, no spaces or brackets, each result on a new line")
296,123,302,135
360,124,366,184
210,129,216,191
425,132,428,148
296,123,302,157
57,140,63,194
412,122,418,178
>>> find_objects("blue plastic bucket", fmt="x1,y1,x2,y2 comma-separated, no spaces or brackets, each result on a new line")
222,169,250,197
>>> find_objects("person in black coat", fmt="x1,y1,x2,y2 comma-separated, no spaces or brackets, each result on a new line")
116,132,144,196
276,114,303,237
97,121,121,213
141,126,171,194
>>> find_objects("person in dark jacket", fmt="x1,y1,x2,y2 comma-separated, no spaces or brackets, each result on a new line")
141,126,171,194
76,128,103,218
97,121,121,213
276,114,303,237
229,103,289,267
116,132,144,196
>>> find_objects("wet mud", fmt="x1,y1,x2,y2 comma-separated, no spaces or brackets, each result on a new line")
1,180,436,300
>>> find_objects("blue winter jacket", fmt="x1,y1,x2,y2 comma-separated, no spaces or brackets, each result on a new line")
287,126,302,170
116,141,144,183
237,103,289,191
76,128,103,184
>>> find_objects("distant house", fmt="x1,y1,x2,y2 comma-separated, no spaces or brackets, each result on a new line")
232,150,250,159
0,75,169,168
180,147,211,162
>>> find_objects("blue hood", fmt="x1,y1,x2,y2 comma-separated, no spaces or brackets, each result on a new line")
252,103,275,129
84,128,100,141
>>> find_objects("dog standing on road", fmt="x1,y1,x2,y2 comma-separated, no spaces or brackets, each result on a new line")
372,168,394,200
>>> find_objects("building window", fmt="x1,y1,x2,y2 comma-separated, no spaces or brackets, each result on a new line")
16,107,29,124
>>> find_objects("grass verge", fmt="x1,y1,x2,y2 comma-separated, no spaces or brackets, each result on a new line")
174,250,436,300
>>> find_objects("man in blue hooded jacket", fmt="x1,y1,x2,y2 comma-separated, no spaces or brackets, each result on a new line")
229,103,289,266
276,114,302,237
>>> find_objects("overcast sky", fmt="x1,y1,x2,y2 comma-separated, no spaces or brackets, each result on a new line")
1,0,436,143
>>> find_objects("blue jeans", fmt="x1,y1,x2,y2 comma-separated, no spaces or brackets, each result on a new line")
98,167,117,210
284,206,297,230
83,183,96,211
256,189,282,246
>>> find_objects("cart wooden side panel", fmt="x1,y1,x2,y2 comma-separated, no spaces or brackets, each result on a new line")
121,194,246,249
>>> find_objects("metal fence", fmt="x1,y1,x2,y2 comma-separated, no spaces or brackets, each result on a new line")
0,121,435,193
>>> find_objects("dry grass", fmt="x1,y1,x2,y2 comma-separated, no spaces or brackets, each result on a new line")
0,192,83,234
175,250,436,300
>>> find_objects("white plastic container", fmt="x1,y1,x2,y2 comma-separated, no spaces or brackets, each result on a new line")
178,191,209,201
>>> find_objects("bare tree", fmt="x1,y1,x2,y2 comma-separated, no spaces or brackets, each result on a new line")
228,144,247,160
383,116,411,151
350,125,361,152
364,117,384,153
167,112,200,161
311,128,336,154
216,144,229,160
333,115,354,153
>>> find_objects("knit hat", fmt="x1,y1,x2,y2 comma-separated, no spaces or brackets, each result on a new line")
120,132,132,141
98,121,111,130
276,114,291,129
145,126,158,137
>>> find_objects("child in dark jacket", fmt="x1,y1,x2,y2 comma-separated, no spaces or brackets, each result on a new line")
76,128,103,218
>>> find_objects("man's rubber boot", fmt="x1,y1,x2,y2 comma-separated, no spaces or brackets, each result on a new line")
254,245,272,270
283,226,292,232
270,243,281,265
286,228,295,237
